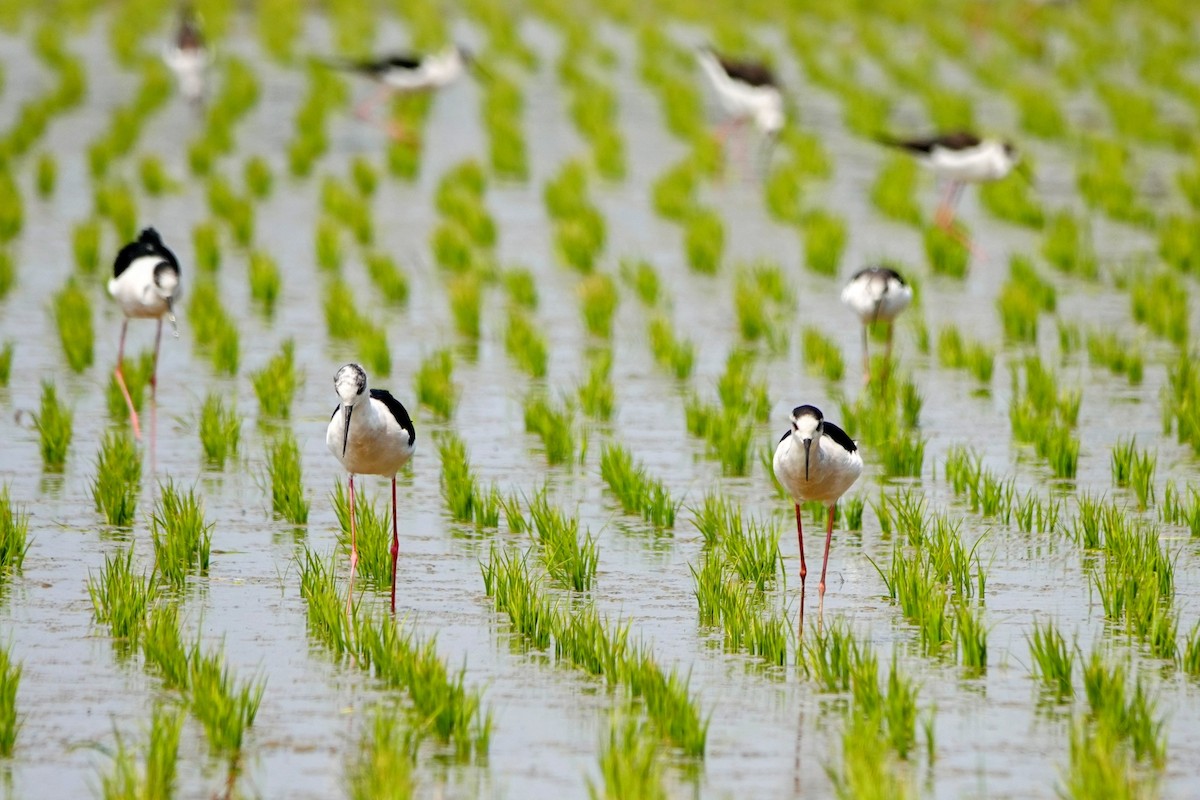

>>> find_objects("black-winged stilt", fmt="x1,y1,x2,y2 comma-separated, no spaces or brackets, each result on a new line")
773,405,862,612
162,5,209,105
322,44,474,140
108,228,181,441
695,45,784,168
841,266,913,385
876,131,1019,228
326,363,416,614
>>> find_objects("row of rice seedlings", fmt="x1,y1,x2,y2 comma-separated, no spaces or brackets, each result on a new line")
0,27,84,161
524,392,578,466
1060,650,1165,795
35,151,57,198
192,220,222,273
448,273,483,341
1097,80,1188,150
91,429,142,527
97,704,183,800
1085,329,1144,384
0,642,18,757
364,251,408,306
206,173,257,247
801,211,847,276
942,446,1015,521
87,547,159,657
838,376,925,479
481,70,530,180
587,713,667,800
188,280,240,375
243,155,273,200
414,349,456,421
482,548,708,756
0,486,30,585
579,273,619,339
1163,352,1200,456
321,277,391,375
557,38,625,179
505,311,549,377
1028,620,1074,704
923,223,970,278
105,350,154,422
503,267,538,309
286,64,347,177
52,277,94,373
198,393,241,470
1110,438,1156,510
150,482,213,589
1157,214,1200,275
345,705,417,799
1009,357,1081,478
1160,481,1200,536
734,262,794,350
0,342,11,386
599,444,679,530
321,176,374,247
544,160,606,272
577,348,615,421
85,60,171,177
434,432,500,529
684,396,754,476
250,339,300,419
636,26,707,142
93,180,139,241
936,326,994,384
870,154,923,226
650,160,698,222
1041,211,1099,279
996,255,1055,343
802,327,846,383
527,489,598,591
646,315,694,379
266,431,309,524
72,219,102,273
978,170,1045,228
248,248,282,315
684,207,725,275
299,549,355,660
1075,137,1156,227
1130,269,1189,345
35,381,73,472
139,153,179,197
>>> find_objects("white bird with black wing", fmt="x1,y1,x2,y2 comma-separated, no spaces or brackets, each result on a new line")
841,265,913,385
773,405,862,610
327,363,416,615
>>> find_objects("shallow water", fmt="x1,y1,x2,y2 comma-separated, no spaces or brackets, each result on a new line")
1,5,1200,799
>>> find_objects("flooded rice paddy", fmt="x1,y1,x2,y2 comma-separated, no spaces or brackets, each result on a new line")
1,0,1200,797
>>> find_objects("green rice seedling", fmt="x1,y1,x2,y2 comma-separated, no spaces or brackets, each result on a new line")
137,154,176,197
587,715,666,800
840,495,865,531
34,151,57,197
354,615,492,760
248,249,281,314
979,173,1044,228
650,161,697,221
105,351,153,422
99,704,184,800
1110,438,1156,509
1042,211,1098,279
1028,621,1073,702
1011,81,1066,139
578,349,615,421
332,482,392,588
870,154,922,225
923,224,970,278
243,155,273,198
0,251,12,300
266,432,309,524
684,207,724,275
528,490,598,591
448,273,482,341
955,605,987,673
1081,651,1165,766
0,643,19,757
599,443,679,530
716,350,770,421
35,381,73,472
435,432,477,524
804,617,862,692
87,547,158,655
1157,214,1200,275
316,218,342,272
997,256,1054,342
251,340,300,419
431,222,476,273
186,643,265,756
1183,623,1200,678
802,210,846,276
198,392,240,470
150,482,212,588
936,326,994,384
505,312,549,378
685,396,755,476
0,342,11,387
365,251,409,306
690,491,741,550
70,220,100,275
0,486,30,579
91,429,142,527
619,258,660,306
346,705,417,800
579,274,619,339
723,517,781,592
53,278,94,372
1086,330,1144,384
1130,270,1189,345
1160,482,1200,537
482,547,555,648
192,221,221,273
523,394,575,465
1076,137,1155,226
415,349,456,421
802,327,845,382
647,316,694,379
350,155,379,197
503,268,538,309
299,549,352,658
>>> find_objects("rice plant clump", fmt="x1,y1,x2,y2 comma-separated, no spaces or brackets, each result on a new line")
251,339,301,419
53,277,94,372
0,487,30,581
91,429,142,527
35,380,73,472
150,482,213,588
266,432,309,524
0,643,22,757
198,393,241,470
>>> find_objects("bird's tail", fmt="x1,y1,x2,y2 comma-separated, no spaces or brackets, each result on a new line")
308,54,369,73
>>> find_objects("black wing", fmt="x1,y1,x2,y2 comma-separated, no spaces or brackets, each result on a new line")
849,265,906,285
779,429,792,444
717,55,777,88
878,130,981,154
113,227,179,279
822,421,857,454
370,389,416,446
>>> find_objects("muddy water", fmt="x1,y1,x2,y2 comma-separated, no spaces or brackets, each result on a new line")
1,7,1200,800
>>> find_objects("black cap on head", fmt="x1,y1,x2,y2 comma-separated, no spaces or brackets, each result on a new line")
792,404,823,420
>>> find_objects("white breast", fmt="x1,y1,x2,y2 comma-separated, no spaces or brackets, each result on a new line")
107,256,174,319
772,433,863,506
327,398,415,477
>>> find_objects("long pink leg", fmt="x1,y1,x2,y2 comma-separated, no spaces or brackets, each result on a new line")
354,84,390,121
794,504,807,588
935,181,962,229
861,324,871,386
346,474,358,617
113,320,141,440
818,504,837,615
150,318,164,465
389,476,399,614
